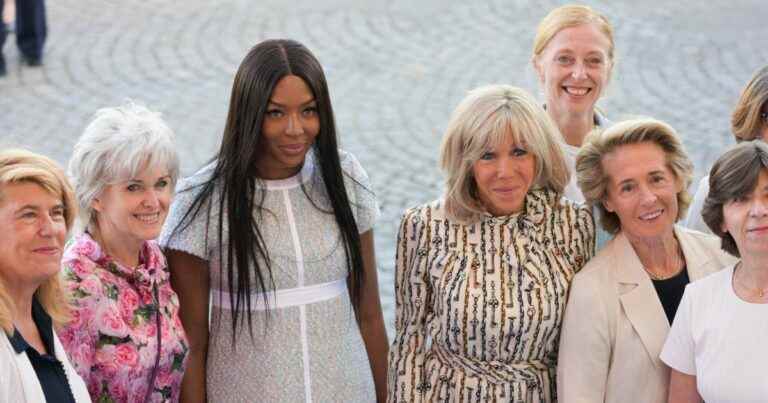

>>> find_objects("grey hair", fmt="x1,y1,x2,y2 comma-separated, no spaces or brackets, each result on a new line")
68,101,179,233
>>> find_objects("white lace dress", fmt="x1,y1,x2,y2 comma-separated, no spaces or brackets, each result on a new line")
159,150,379,402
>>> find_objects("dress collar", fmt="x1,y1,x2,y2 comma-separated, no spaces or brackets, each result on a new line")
257,149,316,190
73,233,168,291
9,298,55,356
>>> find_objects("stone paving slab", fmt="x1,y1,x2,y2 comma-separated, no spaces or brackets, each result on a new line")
1,0,766,335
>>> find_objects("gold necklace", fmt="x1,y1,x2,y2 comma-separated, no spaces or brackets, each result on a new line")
734,263,768,298
644,238,685,281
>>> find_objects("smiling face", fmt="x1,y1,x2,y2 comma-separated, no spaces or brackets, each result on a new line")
93,164,172,251
472,134,536,216
256,74,321,180
0,182,67,289
534,23,612,118
722,169,768,257
602,142,682,241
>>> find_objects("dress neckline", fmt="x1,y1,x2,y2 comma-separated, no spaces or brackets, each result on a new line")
258,150,315,190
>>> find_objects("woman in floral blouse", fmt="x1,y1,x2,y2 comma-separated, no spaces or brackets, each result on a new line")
388,85,594,402
59,102,188,402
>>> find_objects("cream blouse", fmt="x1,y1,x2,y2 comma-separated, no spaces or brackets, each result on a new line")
388,188,594,402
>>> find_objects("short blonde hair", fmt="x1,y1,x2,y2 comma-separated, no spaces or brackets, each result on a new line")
576,118,693,234
532,4,615,62
731,65,768,141
440,85,570,223
0,149,76,334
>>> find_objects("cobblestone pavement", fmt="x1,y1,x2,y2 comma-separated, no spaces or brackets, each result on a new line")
1,0,766,334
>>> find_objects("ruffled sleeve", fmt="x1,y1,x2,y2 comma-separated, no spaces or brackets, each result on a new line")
388,205,434,403
340,150,380,234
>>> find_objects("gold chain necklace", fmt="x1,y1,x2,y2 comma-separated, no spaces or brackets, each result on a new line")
644,238,685,281
734,263,768,298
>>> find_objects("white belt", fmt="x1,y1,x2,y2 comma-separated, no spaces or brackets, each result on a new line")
210,279,347,311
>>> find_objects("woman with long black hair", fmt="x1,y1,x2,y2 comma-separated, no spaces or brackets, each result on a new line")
160,39,388,402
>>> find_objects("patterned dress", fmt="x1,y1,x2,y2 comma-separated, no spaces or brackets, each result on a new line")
388,189,594,402
60,233,189,403
158,150,379,402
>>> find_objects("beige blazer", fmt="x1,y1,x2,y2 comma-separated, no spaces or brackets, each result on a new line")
556,226,736,403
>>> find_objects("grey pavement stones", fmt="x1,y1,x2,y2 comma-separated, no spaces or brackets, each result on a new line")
1,0,767,336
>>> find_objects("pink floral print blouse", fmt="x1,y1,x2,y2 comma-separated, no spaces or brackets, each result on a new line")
60,233,189,403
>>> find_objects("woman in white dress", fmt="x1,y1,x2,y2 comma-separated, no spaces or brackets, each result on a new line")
684,65,768,233
160,39,388,402
662,141,768,402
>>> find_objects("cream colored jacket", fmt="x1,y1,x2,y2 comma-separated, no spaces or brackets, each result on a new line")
557,226,736,403
0,328,91,402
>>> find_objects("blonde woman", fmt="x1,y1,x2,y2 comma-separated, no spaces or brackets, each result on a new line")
557,119,735,403
531,4,615,205
0,149,90,402
388,85,594,402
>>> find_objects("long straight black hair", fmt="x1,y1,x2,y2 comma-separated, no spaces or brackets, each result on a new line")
170,39,365,342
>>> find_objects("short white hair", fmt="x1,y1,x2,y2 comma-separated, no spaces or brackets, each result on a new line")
68,101,179,232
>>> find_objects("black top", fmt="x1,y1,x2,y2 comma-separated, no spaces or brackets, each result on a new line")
652,268,690,324
8,299,76,403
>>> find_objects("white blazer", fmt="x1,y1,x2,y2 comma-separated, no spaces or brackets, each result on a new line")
0,328,91,403
557,226,736,403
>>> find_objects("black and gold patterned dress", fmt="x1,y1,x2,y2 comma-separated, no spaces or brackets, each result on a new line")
388,188,594,402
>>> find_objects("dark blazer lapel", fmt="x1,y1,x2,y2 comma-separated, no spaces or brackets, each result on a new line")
613,232,670,368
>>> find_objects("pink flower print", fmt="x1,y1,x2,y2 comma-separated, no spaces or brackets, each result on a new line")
78,275,102,297
96,303,129,338
119,288,141,323
141,291,154,305
68,259,91,279
94,345,119,377
114,343,140,368
73,238,99,260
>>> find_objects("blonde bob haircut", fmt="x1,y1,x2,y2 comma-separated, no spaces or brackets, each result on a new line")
0,148,77,334
531,4,615,62
440,84,570,223
731,65,768,141
575,118,694,234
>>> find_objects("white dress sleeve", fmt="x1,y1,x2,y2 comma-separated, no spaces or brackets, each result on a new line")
159,169,218,261
660,285,697,375
340,150,380,234
683,176,711,234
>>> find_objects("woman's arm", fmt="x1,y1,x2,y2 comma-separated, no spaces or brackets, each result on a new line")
388,208,431,403
668,369,702,403
355,230,389,403
167,250,210,403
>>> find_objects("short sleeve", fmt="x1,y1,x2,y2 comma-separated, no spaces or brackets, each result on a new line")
340,150,380,234
159,174,217,261
660,285,697,375
684,176,711,234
